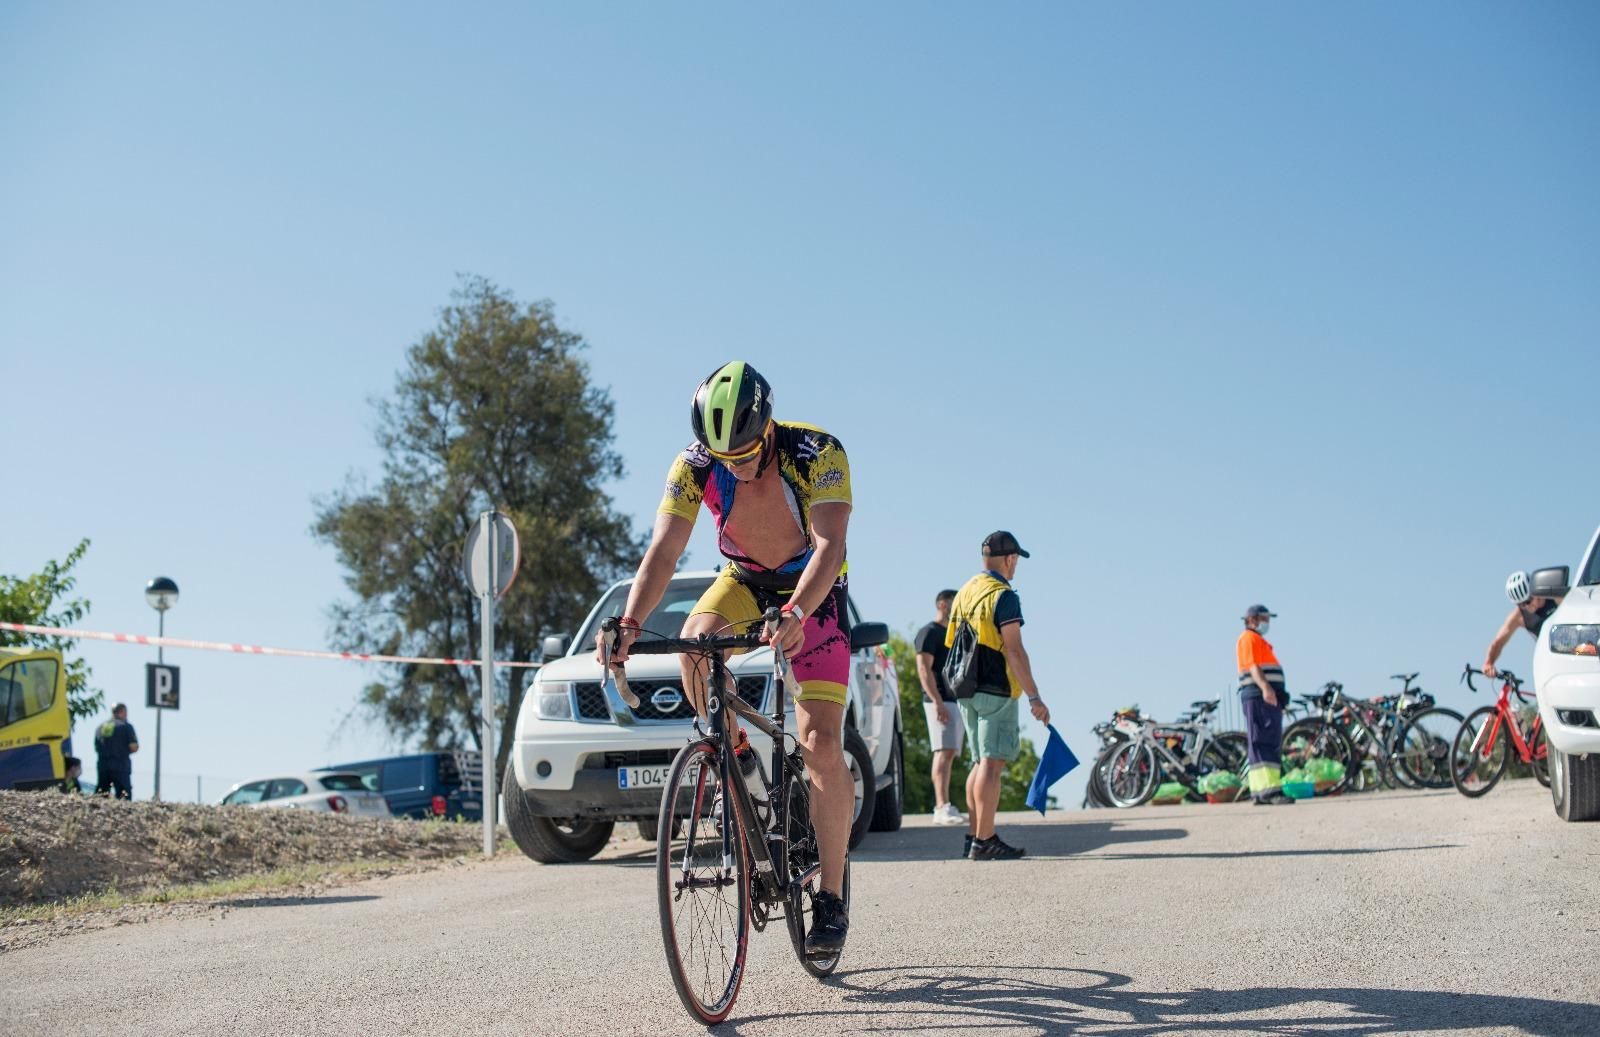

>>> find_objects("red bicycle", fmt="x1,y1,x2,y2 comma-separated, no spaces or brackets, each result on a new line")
1451,666,1550,797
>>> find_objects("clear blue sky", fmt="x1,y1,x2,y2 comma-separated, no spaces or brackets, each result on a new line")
3,3,1595,806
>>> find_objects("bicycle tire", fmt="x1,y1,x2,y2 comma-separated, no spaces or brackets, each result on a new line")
1532,723,1551,788
1281,719,1357,793
1451,706,1509,798
1340,715,1387,792
1393,707,1463,789
657,740,751,1024
1103,739,1158,808
782,770,849,978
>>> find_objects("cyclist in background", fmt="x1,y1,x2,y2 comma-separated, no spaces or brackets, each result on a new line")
1483,570,1566,678
599,361,855,958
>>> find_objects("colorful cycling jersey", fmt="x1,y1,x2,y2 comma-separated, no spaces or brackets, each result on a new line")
658,421,852,579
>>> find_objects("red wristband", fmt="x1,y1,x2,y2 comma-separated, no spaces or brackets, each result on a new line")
620,615,641,630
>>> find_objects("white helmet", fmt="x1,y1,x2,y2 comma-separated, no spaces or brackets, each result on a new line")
1505,570,1531,605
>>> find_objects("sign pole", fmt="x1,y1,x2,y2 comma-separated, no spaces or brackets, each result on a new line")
480,510,497,858
155,610,164,802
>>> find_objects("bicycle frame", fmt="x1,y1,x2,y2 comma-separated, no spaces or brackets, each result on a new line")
1468,679,1546,766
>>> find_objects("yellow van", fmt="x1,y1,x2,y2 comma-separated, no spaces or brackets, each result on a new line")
0,647,72,791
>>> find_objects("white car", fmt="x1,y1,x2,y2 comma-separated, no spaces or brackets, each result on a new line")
502,570,905,863
218,771,392,818
1530,525,1600,821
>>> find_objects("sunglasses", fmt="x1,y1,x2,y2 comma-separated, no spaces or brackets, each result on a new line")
708,440,764,466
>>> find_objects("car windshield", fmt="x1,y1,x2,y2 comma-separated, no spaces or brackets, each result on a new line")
1583,543,1600,587
573,577,715,650
319,773,368,792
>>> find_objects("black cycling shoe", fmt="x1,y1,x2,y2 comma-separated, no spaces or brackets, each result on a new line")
805,890,849,958
970,835,1026,861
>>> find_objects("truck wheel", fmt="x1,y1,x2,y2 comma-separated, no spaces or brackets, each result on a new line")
503,763,615,862
1550,745,1600,822
844,726,876,849
870,727,905,832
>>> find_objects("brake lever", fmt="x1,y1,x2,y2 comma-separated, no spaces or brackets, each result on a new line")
760,607,800,691
598,617,640,708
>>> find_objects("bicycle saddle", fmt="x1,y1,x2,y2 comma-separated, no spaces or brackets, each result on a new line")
1391,672,1419,683
1191,699,1219,710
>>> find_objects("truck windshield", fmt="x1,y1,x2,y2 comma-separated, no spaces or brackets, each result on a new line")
574,577,715,650
1583,546,1600,588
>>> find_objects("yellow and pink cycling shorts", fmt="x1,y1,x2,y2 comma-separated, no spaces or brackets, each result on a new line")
689,567,851,706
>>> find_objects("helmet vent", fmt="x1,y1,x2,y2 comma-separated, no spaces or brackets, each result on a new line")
712,412,724,440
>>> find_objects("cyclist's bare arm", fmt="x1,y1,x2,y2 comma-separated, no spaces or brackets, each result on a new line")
771,501,849,653
1248,665,1278,706
1000,622,1049,724
1482,607,1522,676
601,512,694,663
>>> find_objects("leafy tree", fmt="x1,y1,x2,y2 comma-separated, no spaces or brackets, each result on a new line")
0,539,105,726
885,632,1052,814
313,276,645,781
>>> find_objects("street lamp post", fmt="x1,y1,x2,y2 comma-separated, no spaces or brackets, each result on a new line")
145,576,179,801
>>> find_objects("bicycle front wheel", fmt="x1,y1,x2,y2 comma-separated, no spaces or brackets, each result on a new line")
1451,706,1509,798
657,740,751,1024
1103,740,1158,808
1393,707,1462,789
1532,723,1551,788
1281,720,1356,793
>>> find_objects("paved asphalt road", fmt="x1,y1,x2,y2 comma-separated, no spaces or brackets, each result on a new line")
5,781,1598,1036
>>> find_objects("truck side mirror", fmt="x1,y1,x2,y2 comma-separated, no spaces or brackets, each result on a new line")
541,635,569,662
1531,566,1571,599
849,622,889,651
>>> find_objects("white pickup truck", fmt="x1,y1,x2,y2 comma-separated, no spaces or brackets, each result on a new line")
1530,524,1600,821
502,570,906,863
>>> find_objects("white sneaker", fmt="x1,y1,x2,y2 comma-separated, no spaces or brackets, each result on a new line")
932,803,968,825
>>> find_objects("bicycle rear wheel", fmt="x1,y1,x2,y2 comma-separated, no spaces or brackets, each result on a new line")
1281,720,1357,792
1451,706,1509,798
782,769,849,978
657,740,751,1024
1393,707,1462,789
1103,740,1158,808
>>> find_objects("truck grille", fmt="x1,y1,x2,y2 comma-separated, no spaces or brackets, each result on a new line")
571,677,768,723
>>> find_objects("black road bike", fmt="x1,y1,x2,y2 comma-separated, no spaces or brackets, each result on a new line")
598,610,844,1026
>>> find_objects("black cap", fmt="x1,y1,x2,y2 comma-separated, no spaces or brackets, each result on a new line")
982,531,1030,558
1244,604,1276,620
112,702,128,713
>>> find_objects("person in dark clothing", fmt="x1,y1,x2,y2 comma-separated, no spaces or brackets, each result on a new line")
59,755,84,794
915,589,966,825
1484,570,1567,678
94,703,139,799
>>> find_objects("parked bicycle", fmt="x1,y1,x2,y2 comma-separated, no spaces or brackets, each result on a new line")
1099,700,1247,808
1452,666,1550,797
1287,675,1461,792
598,608,838,1025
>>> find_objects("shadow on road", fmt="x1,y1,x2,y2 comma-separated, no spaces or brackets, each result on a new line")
724,964,1592,1036
221,895,382,908
852,822,1187,863
1089,843,1461,862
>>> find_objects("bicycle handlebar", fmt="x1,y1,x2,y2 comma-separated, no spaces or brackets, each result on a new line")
1461,664,1523,695
598,608,792,708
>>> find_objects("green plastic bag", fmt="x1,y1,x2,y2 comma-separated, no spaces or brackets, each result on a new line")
1151,781,1188,803
1304,757,1346,784
1198,770,1241,794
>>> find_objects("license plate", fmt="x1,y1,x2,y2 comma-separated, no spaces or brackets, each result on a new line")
618,764,698,790
618,765,673,790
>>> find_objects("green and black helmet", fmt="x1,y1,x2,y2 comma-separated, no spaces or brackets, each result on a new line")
691,361,773,457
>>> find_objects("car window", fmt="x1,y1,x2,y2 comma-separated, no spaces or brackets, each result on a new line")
381,758,427,790
0,658,58,730
1583,543,1600,587
574,578,715,648
437,754,462,787
225,780,270,805
846,596,862,628
318,773,368,792
266,778,308,799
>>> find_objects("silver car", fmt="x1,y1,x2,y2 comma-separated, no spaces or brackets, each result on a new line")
219,771,392,818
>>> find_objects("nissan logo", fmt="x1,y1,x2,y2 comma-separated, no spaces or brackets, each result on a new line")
650,686,685,715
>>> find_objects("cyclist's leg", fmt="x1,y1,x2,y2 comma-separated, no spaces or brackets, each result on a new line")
682,570,761,716
791,579,852,896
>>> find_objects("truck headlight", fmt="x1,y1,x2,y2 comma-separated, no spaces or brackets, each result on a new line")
1549,625,1600,656
534,682,574,719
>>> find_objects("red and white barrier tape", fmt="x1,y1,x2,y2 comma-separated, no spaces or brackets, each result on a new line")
0,621,541,669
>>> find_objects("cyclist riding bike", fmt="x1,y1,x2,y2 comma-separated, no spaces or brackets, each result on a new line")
1483,570,1567,679
598,360,855,958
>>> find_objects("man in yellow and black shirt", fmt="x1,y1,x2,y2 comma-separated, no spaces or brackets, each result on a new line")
947,531,1051,860
1237,604,1294,806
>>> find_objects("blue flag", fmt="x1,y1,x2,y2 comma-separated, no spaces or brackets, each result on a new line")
1026,724,1080,815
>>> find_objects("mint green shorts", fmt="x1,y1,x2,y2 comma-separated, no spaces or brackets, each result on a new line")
959,692,1020,763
